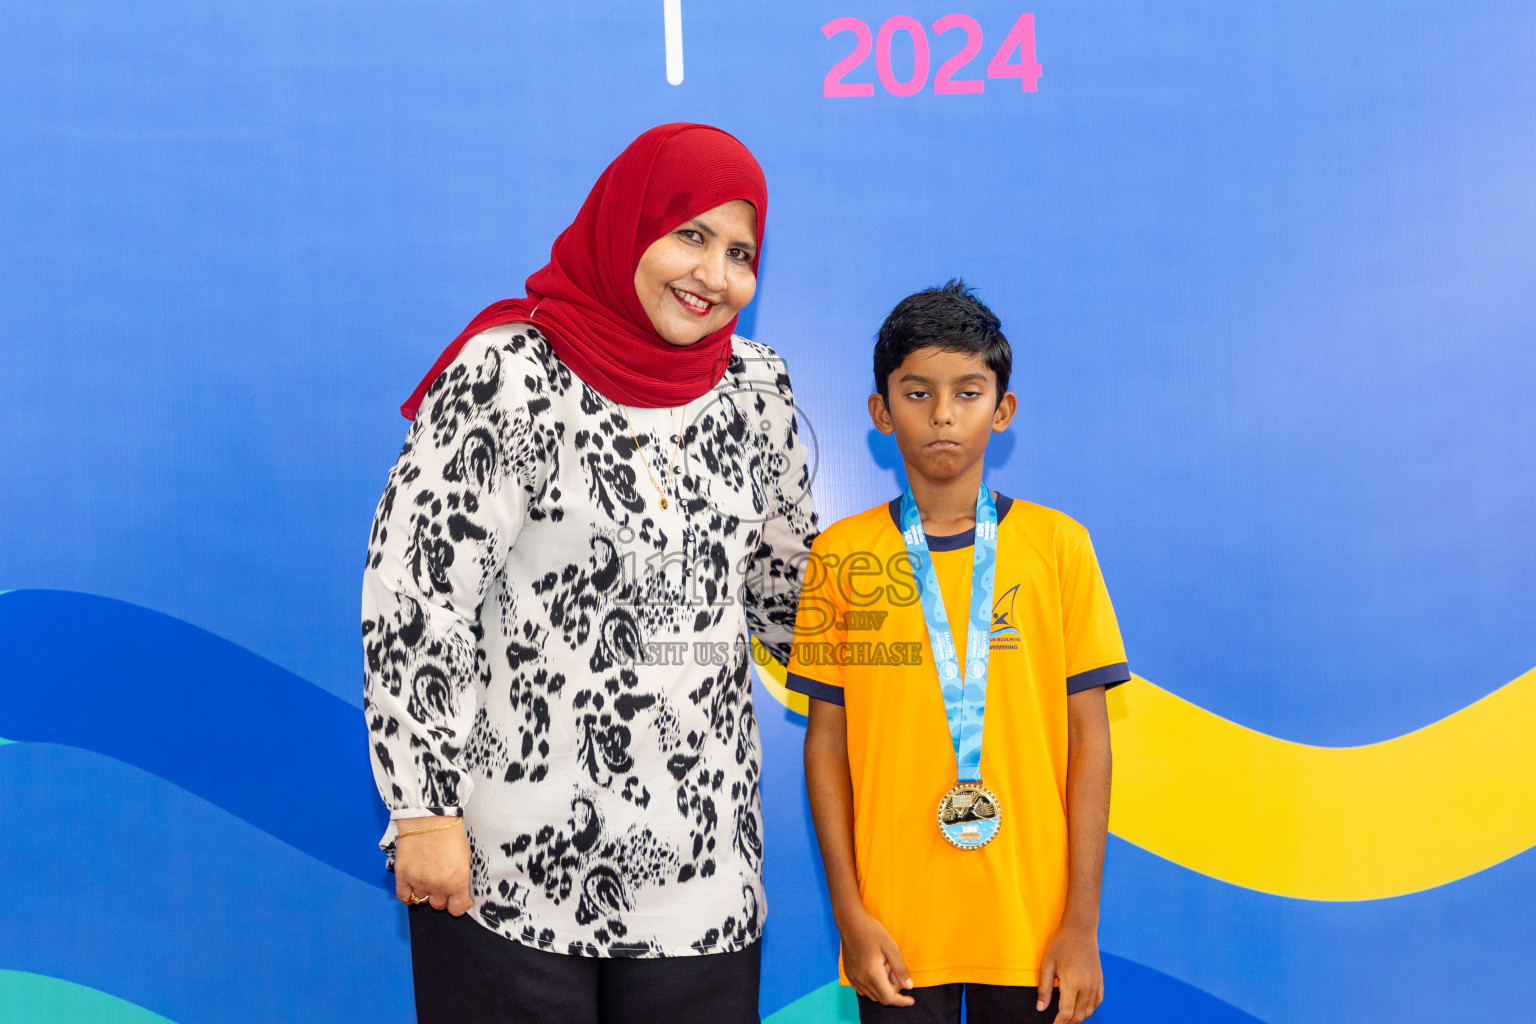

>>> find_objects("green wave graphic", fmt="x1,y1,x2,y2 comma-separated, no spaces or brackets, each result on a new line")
0,971,177,1023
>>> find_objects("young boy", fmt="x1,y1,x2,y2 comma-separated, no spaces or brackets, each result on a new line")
787,281,1127,1024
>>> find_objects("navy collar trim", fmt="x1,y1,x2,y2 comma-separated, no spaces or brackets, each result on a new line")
885,492,1015,551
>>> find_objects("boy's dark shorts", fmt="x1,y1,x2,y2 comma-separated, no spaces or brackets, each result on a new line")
858,983,1061,1024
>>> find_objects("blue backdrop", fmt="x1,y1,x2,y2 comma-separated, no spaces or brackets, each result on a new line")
3,2,1533,1021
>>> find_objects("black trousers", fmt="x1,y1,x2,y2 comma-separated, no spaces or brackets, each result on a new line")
858,983,1061,1024
408,906,761,1024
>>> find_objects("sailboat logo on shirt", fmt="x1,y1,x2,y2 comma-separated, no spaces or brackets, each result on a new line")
990,584,1021,648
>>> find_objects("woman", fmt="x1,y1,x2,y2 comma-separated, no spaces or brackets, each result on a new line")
362,123,817,1023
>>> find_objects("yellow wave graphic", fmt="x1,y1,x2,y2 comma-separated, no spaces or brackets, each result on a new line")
753,640,1536,900
758,649,811,716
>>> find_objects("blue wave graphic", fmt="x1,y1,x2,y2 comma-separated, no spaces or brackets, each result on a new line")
1098,836,1536,1023
4,589,1532,1023
0,589,388,889
0,742,413,1024
1095,954,1266,1023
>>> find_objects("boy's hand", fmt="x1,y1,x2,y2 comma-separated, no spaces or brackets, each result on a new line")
1038,922,1103,1024
838,905,915,1007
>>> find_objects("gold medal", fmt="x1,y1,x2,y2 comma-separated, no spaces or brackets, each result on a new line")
936,781,1002,850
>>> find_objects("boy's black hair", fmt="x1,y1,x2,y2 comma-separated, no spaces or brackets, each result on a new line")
873,279,1012,405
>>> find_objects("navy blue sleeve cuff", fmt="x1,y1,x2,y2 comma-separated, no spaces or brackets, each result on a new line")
786,672,845,706
1067,661,1131,694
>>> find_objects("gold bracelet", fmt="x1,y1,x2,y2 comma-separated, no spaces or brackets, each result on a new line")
396,817,463,837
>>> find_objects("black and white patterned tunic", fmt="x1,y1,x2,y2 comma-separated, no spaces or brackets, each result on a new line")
363,324,817,957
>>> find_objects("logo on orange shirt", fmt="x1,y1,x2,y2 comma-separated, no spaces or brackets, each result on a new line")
991,583,1021,649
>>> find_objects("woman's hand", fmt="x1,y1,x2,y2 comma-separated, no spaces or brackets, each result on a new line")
837,904,915,1007
394,816,473,915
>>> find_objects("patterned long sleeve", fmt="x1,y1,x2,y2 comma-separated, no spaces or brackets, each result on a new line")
737,352,818,666
362,333,532,829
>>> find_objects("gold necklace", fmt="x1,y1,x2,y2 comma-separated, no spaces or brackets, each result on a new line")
622,405,685,510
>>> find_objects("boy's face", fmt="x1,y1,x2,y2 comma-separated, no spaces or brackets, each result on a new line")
869,347,1017,485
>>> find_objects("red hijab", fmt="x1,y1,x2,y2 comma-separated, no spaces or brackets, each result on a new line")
401,123,767,419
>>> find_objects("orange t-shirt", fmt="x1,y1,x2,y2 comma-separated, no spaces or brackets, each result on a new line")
786,494,1129,988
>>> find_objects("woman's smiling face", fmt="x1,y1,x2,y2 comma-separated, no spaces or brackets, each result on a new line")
633,199,758,347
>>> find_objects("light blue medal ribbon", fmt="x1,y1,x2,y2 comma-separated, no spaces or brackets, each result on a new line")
899,485,1003,849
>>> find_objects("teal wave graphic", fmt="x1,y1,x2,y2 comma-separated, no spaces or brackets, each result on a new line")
0,970,177,1024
